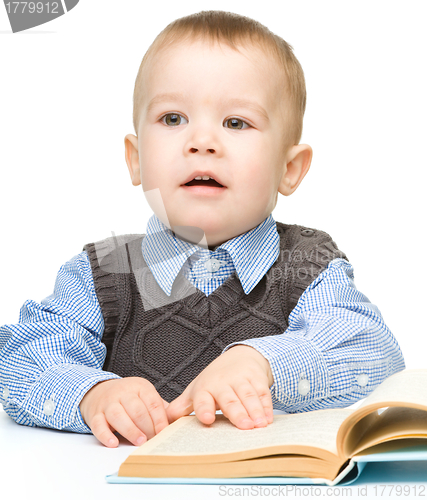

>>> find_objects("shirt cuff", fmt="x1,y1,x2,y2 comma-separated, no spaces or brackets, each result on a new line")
2,364,121,433
224,334,397,413
224,334,329,409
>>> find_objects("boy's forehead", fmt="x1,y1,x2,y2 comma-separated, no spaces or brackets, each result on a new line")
146,38,279,75
140,39,288,109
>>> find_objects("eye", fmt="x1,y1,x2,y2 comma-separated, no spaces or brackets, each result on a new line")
223,118,250,130
161,113,188,126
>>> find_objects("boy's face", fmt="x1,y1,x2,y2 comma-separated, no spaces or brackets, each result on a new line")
126,39,311,248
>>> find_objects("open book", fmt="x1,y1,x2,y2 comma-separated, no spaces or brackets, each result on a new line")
115,369,427,484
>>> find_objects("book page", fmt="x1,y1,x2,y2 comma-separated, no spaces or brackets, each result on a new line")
337,369,427,456
352,407,427,455
129,410,352,461
359,369,427,409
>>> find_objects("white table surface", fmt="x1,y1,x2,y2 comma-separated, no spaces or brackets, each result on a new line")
2,407,427,500
0,407,223,500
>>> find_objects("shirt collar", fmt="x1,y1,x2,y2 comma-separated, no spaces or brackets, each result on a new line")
142,213,279,296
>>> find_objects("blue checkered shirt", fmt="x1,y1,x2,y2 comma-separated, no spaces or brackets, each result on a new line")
0,214,405,433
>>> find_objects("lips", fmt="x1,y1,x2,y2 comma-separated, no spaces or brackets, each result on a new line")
185,179,223,187
181,182,226,197
182,171,225,187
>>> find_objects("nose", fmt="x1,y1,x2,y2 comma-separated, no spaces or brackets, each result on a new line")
189,147,215,154
185,126,221,156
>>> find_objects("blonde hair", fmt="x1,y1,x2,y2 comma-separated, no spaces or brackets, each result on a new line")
132,10,306,149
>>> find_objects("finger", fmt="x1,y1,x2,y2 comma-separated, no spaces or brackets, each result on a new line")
104,403,147,446
166,393,194,423
254,383,274,424
120,395,156,440
215,386,255,429
90,412,120,448
142,394,170,436
234,381,271,427
193,389,225,426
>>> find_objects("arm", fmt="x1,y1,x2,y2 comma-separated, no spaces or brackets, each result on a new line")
229,258,406,412
0,252,121,433
166,258,405,427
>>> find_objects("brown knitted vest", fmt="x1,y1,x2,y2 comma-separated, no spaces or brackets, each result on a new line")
83,222,347,402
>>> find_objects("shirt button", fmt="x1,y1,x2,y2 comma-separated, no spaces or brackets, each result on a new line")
301,229,315,237
2,387,9,400
357,374,369,387
298,379,310,396
204,258,224,273
43,399,56,416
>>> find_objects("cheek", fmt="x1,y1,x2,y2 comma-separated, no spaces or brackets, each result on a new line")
235,146,277,197
139,129,161,165
236,169,274,210
138,129,172,189
250,173,281,213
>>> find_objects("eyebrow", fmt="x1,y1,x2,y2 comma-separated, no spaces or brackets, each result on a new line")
146,93,269,122
146,92,187,114
222,98,270,122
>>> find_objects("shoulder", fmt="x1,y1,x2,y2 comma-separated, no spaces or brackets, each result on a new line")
83,233,146,253
82,233,146,275
274,221,348,263
275,221,337,243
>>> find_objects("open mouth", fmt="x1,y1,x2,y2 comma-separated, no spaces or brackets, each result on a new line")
185,179,224,188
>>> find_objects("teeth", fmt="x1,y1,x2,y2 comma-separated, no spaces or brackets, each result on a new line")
193,175,212,180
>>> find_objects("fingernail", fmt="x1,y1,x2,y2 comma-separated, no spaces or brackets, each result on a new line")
254,418,267,427
202,412,215,423
241,418,254,428
108,438,117,447
136,435,146,445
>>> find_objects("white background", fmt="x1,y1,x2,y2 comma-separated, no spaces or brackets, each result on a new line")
0,1,426,498
1,1,426,364
1,3,427,382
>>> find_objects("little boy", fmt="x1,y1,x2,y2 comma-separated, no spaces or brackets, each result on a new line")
0,11,405,448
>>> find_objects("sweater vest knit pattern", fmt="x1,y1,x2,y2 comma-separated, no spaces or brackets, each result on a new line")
83,223,347,402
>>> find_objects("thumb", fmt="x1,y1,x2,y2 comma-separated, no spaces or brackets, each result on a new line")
166,393,194,423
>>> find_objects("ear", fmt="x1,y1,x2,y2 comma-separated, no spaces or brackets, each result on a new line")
124,134,141,186
278,144,313,197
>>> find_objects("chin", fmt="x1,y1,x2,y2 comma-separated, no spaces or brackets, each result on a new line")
175,221,229,246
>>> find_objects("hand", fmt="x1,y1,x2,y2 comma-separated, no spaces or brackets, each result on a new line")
166,345,274,430
79,377,169,448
